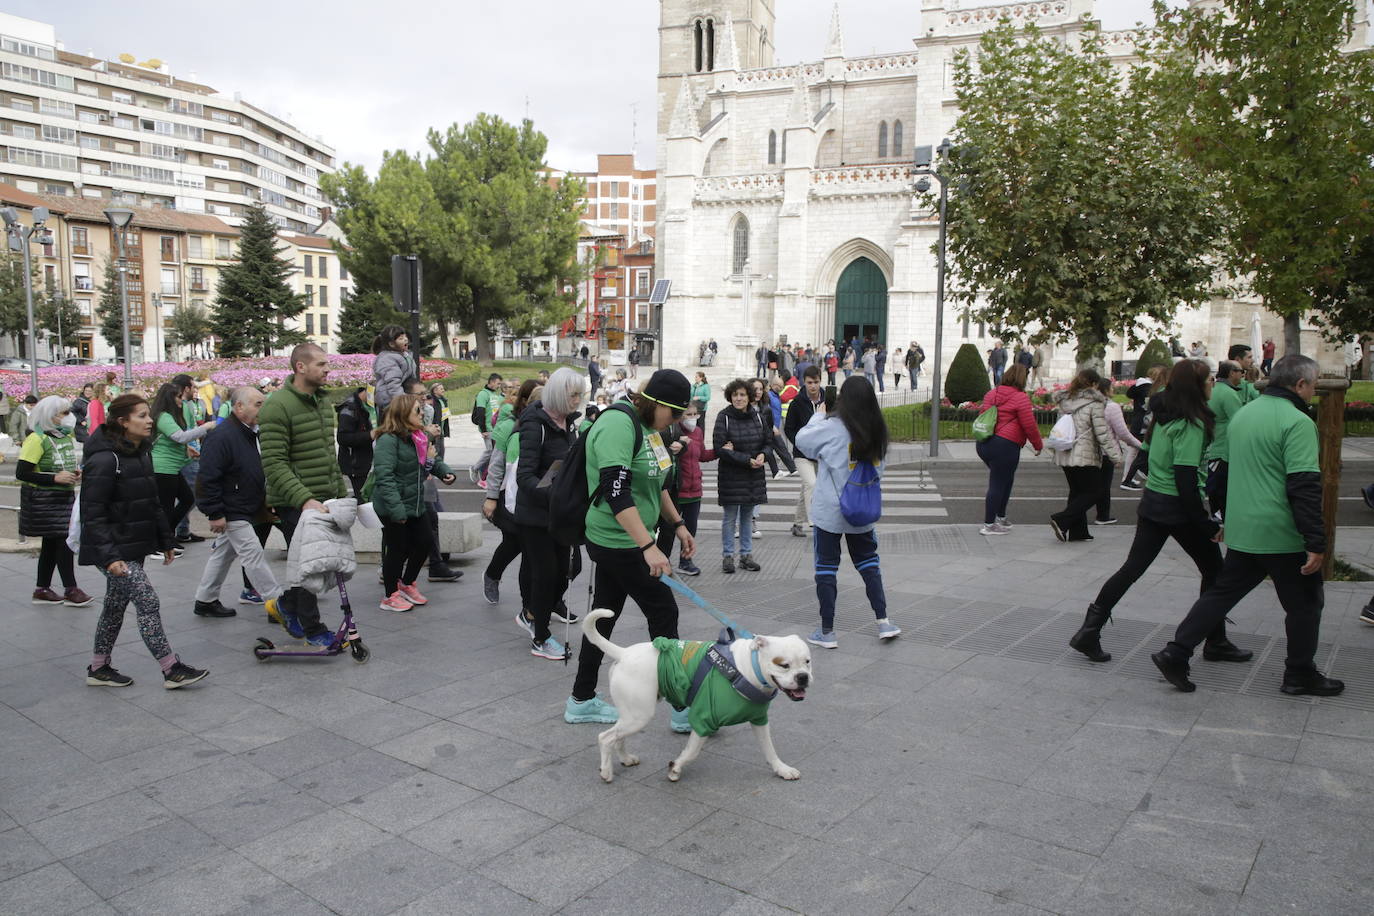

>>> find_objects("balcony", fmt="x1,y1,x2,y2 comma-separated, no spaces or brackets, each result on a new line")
190,279,207,292
71,243,90,256
73,277,94,291
160,281,181,295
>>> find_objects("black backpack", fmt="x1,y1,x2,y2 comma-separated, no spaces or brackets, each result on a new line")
547,401,642,547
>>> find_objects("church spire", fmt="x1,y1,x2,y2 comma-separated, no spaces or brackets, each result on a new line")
718,11,740,72
669,77,697,138
825,3,844,59
786,70,812,128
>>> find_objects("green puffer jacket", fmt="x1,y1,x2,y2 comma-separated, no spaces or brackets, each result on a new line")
371,432,454,521
259,377,347,509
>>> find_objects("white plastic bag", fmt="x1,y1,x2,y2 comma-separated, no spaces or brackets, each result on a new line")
1046,413,1077,452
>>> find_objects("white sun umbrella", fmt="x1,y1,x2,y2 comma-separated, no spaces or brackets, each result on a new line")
1250,311,1263,362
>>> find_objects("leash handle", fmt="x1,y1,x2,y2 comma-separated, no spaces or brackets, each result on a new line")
661,575,754,640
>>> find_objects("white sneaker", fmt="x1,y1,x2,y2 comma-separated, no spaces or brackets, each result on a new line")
752,527,763,539
979,523,1011,536
995,516,1012,529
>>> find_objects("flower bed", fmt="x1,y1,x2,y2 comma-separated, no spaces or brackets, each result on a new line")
0,354,455,399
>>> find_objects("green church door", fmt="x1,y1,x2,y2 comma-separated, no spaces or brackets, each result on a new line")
834,257,888,348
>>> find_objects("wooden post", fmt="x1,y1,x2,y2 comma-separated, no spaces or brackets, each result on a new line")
1316,378,1349,580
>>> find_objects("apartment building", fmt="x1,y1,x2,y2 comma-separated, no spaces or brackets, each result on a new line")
568,223,656,362
279,231,353,352
566,154,656,243
0,13,333,235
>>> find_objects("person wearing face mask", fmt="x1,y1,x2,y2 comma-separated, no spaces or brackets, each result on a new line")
661,402,716,577
191,387,284,619
18,396,92,606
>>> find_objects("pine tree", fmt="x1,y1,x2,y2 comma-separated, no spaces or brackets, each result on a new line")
336,290,387,354
944,343,992,405
210,203,307,357
95,257,139,358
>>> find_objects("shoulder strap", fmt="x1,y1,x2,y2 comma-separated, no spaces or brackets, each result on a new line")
608,401,643,455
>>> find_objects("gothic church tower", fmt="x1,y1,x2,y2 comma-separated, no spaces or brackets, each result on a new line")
656,1,776,141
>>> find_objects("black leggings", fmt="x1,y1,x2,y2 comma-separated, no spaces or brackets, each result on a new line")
381,517,432,594
1093,516,1223,615
1053,466,1103,539
518,524,571,643
656,498,701,561
37,535,76,589
571,543,680,701
155,472,195,535
486,508,530,603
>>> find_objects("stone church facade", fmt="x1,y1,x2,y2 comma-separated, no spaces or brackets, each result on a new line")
654,0,1328,379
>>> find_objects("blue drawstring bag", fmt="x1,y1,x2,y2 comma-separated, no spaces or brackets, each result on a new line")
839,458,882,527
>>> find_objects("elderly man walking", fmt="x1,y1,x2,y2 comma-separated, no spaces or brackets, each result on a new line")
1151,355,1343,697
192,387,282,619
260,344,348,647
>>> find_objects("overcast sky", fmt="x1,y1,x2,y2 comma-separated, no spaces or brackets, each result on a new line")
7,0,1166,175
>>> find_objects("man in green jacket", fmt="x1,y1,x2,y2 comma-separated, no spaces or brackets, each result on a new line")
468,373,503,484
260,343,347,645
1204,360,1245,519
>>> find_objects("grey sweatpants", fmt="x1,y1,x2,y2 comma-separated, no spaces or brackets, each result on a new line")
194,519,282,603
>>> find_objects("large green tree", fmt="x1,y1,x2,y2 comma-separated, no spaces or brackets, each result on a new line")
95,257,139,358
0,251,46,357
1143,0,1374,353
36,287,81,357
321,114,585,360
941,23,1224,368
210,203,306,357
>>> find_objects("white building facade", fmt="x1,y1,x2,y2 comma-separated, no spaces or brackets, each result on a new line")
655,0,1361,379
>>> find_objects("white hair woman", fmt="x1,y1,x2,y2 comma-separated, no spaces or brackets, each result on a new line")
18,395,92,606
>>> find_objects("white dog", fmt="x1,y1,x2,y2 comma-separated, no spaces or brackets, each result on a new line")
581,609,812,783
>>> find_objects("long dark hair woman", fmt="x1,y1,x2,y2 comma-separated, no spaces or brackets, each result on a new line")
794,375,897,648
371,324,415,414
482,379,538,608
1068,359,1249,665
149,380,212,550
81,394,207,689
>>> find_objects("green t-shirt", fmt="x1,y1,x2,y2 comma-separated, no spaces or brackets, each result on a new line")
1145,418,1207,499
1206,382,1244,462
654,637,770,736
584,405,664,549
151,411,192,474
19,430,77,489
1224,393,1320,555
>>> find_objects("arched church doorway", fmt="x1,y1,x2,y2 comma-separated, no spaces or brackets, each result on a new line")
834,257,888,348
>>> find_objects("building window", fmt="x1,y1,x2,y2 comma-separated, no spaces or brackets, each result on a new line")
189,266,205,290
70,226,88,254
216,238,232,258
319,313,329,335
693,18,715,72
318,286,328,308
305,284,313,306
160,268,178,295
77,299,90,317
636,270,651,297
72,262,92,290
609,202,619,220
305,313,314,335
893,120,904,158
159,236,176,262
187,235,202,258
694,21,704,72
339,262,348,280
878,122,888,158
303,254,313,277
731,216,749,275
609,181,620,198
318,256,327,278
767,130,777,165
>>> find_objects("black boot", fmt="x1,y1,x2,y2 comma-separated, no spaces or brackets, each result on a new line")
1151,650,1195,692
1202,636,1253,663
1069,604,1112,663
1280,668,1345,697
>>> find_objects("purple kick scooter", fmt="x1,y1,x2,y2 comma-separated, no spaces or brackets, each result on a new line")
254,572,370,664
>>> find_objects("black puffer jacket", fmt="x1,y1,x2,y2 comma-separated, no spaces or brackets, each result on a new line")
514,401,579,528
197,414,265,523
17,432,76,538
335,393,374,478
712,404,770,506
78,426,172,568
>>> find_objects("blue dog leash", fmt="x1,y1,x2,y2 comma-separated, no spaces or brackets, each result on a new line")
662,574,754,639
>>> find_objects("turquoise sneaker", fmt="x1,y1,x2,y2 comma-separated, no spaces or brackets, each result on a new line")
565,695,618,724
670,707,692,734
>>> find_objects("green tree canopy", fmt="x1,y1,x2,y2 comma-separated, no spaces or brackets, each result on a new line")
210,203,306,357
944,343,992,404
334,289,435,355
1143,0,1374,352
321,114,585,360
36,288,80,357
941,22,1224,368
95,256,139,358
166,300,214,358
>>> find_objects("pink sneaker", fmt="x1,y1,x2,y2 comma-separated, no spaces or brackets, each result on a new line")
379,591,414,613
398,583,428,605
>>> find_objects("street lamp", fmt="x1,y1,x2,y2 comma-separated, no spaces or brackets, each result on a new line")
103,208,135,392
914,138,953,459
1,205,52,397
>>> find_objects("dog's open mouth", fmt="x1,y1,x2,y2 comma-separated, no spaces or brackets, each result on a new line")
781,687,806,701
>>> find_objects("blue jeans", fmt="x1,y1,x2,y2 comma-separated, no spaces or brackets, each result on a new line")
721,504,755,557
975,435,1021,524
813,527,886,631
177,460,199,536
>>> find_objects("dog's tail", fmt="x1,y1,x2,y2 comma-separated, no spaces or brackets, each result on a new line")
580,608,625,662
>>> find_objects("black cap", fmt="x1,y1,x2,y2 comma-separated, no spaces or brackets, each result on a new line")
639,369,691,411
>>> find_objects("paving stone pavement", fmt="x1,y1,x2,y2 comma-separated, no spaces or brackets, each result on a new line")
2,509,1373,915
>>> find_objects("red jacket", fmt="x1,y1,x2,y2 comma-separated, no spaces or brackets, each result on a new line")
981,385,1044,450
676,424,717,500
